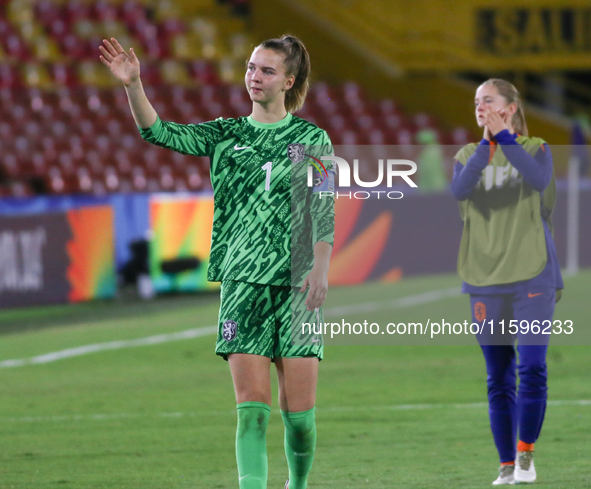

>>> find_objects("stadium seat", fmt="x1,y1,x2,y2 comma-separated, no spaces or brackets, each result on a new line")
8,180,34,197
0,0,471,198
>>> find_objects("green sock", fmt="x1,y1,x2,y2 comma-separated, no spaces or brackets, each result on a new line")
281,407,317,489
236,402,271,489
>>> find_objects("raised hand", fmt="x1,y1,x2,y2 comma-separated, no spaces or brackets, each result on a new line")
99,38,140,86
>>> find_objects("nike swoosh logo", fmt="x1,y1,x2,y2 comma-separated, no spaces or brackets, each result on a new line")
311,339,321,343
528,292,543,298
234,144,251,150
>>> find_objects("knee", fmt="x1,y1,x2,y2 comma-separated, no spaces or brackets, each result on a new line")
518,362,547,392
281,409,316,437
237,402,271,439
235,389,271,405
486,368,516,393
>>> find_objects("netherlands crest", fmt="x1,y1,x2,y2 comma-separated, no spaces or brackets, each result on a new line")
287,143,306,163
222,320,238,342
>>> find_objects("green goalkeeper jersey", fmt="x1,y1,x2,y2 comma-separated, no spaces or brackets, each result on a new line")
139,113,335,286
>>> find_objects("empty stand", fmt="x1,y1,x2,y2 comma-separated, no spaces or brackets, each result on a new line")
0,0,473,198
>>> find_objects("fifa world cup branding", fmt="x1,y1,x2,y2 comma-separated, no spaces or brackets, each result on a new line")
0,228,46,292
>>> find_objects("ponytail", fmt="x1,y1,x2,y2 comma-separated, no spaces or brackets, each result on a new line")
482,78,528,136
258,35,311,113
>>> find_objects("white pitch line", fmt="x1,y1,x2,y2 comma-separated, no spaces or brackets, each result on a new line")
324,287,462,317
323,399,591,412
1,399,589,424
0,287,462,369
0,326,217,369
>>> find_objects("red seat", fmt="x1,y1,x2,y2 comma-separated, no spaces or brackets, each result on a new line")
188,61,220,85
377,99,400,115
75,167,93,193
30,152,47,177
1,153,19,179
146,176,160,192
342,81,365,102
0,121,14,142
104,166,120,192
46,167,67,194
0,64,22,89
121,0,147,25
451,127,472,146
57,152,77,176
396,129,414,145
160,18,186,39
412,112,436,129
65,0,92,23
48,19,70,40
120,133,139,151
381,113,404,131
185,166,203,191
86,150,104,175
60,33,88,59
114,149,132,176
35,0,63,27
93,0,119,22
355,114,374,131
159,166,175,191
131,19,159,41
131,166,148,192
368,129,385,145
118,177,133,194
173,176,188,192
138,62,162,85
90,180,106,195
24,120,42,138
8,181,34,198
94,134,112,156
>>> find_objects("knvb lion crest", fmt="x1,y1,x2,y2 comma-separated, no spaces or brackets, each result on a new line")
222,319,238,342
287,143,306,163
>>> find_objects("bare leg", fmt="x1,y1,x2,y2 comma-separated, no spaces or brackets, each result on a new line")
228,353,272,405
275,357,318,411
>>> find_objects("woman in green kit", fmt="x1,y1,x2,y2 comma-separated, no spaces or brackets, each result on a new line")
100,35,335,489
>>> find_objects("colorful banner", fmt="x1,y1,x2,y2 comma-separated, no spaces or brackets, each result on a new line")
67,206,117,302
149,194,217,293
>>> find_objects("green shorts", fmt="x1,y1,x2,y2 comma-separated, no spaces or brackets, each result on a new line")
215,281,324,361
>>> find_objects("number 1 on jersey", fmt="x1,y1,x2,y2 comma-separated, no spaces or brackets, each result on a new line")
261,161,272,191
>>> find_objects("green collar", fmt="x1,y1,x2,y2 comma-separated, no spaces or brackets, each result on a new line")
247,112,293,129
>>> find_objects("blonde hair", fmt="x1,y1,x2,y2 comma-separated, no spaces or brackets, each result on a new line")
482,78,528,136
258,35,311,113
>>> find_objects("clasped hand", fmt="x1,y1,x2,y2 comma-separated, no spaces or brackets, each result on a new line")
482,107,510,140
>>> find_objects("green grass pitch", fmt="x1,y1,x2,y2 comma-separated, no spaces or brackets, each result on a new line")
0,271,590,488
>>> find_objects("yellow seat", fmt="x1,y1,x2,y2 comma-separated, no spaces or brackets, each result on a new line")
218,56,238,84
153,0,181,21
78,61,119,88
7,1,34,24
22,63,53,88
17,20,43,43
100,20,128,40
170,33,202,60
73,19,97,39
160,59,191,85
32,36,62,62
